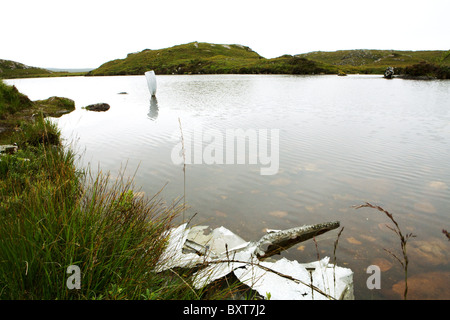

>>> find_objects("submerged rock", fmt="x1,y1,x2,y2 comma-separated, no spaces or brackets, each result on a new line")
392,271,450,300
409,239,449,266
84,103,110,112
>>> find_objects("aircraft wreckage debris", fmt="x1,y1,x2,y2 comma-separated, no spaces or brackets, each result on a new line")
155,221,354,300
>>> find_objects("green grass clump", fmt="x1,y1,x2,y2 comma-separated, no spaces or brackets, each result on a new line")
0,81,33,119
396,61,450,79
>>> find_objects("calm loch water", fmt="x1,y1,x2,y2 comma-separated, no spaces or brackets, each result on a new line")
7,74,450,299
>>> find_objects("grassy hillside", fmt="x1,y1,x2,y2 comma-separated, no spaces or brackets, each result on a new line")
0,59,54,79
4,45,450,78
297,49,450,74
87,43,450,77
0,59,88,79
87,42,332,76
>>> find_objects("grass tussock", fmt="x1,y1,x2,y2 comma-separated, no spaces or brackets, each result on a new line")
0,81,33,119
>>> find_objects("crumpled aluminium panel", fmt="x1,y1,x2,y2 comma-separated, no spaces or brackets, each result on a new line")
156,223,354,300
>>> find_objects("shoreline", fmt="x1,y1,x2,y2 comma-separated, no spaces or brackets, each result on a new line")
3,70,448,81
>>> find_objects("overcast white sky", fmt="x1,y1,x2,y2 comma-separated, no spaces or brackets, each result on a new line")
1,0,449,69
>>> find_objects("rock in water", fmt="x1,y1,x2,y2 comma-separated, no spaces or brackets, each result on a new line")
384,66,394,79
145,70,157,97
84,103,110,112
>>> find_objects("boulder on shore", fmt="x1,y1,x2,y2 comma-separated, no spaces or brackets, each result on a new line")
84,103,110,112
384,66,394,79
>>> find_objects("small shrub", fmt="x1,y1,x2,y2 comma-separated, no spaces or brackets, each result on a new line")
14,115,61,147
404,61,438,77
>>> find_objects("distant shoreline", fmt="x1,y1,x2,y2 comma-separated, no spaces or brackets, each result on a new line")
2,44,448,79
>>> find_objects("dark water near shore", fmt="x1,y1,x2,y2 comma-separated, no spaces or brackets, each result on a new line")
7,74,450,299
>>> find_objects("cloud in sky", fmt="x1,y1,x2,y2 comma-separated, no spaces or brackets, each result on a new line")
1,0,449,68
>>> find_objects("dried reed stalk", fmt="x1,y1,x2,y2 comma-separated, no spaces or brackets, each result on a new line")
354,202,416,300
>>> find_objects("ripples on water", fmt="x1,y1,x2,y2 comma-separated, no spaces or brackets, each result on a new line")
7,75,450,299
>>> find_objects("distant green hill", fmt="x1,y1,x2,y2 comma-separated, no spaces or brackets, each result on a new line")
297,49,450,74
87,42,450,77
87,42,333,76
0,59,53,79
4,44,450,79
